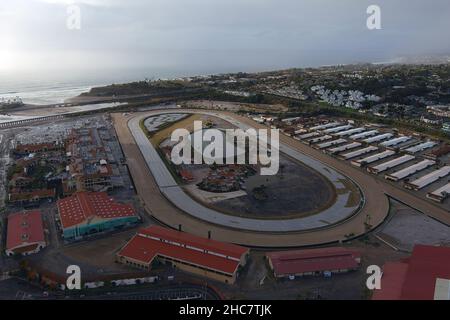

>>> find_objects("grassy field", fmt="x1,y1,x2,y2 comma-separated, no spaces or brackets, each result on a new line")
149,114,203,146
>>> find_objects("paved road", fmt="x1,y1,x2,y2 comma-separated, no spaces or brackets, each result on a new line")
113,110,391,247
127,111,360,232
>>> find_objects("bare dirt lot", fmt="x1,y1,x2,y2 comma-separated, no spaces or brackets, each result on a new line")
215,156,335,218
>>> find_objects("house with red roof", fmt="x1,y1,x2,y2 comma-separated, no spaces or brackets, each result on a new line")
57,192,140,241
372,245,450,300
6,211,46,256
116,225,249,284
266,247,361,279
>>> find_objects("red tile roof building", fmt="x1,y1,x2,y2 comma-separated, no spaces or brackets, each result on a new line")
372,245,450,300
57,192,139,240
267,247,361,278
117,226,249,284
6,211,46,256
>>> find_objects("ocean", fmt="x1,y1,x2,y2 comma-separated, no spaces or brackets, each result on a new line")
0,66,228,106
0,75,109,105
0,75,114,105
0,64,276,106
0,68,173,105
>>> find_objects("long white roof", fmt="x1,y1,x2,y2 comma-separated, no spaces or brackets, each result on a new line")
380,136,411,148
386,159,436,180
404,141,438,154
309,122,341,131
408,166,450,189
356,150,396,165
335,128,365,137
317,138,347,149
328,142,362,154
309,135,332,144
323,125,353,134
370,155,415,173
429,183,450,197
350,130,378,140
299,132,320,139
341,146,378,160
364,133,394,144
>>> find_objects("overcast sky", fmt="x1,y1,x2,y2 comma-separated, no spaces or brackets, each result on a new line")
1,0,450,80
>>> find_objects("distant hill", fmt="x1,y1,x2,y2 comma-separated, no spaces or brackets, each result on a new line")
380,54,450,65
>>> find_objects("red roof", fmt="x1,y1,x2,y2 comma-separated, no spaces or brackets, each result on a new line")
6,211,45,252
118,226,249,275
57,192,136,229
140,225,248,259
373,245,450,300
267,247,361,276
372,262,409,300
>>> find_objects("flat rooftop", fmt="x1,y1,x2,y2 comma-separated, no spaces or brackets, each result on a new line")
386,159,436,181
407,166,450,190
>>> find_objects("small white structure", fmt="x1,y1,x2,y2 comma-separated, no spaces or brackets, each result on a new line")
350,130,378,140
309,122,341,131
367,155,415,174
351,150,396,167
323,125,353,134
317,139,347,150
427,183,450,203
385,160,436,182
380,136,412,148
339,146,378,160
404,166,450,191
328,142,362,155
298,132,320,140
334,128,365,137
363,133,393,144
404,141,438,154
308,135,333,144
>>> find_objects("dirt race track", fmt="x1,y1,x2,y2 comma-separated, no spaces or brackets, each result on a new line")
112,109,450,248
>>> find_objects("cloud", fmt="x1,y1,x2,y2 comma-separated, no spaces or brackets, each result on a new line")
1,0,449,76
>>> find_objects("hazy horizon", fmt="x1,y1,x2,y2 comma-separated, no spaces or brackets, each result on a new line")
1,0,450,83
